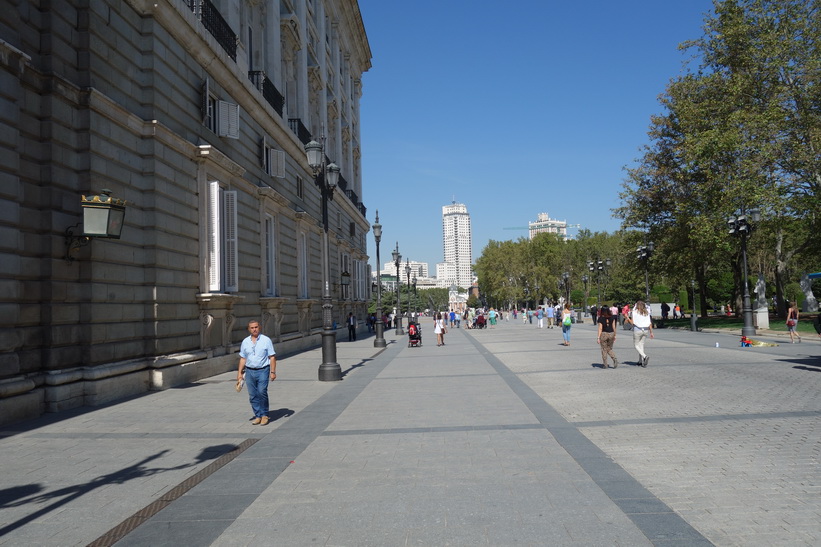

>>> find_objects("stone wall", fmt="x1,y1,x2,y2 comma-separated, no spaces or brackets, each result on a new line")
0,0,372,424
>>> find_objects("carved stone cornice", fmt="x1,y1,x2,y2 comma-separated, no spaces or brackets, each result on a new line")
258,186,289,207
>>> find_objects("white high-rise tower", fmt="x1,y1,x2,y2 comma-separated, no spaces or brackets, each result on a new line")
441,201,472,288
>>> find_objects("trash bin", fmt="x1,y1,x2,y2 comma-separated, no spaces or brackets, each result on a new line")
575,310,583,324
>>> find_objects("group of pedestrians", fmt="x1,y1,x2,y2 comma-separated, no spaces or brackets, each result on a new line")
594,300,654,369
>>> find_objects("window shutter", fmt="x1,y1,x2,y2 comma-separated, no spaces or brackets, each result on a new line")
208,181,221,292
201,78,210,124
218,101,240,139
223,190,238,292
270,149,285,178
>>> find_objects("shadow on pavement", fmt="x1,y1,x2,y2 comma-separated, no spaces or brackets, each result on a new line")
0,444,238,536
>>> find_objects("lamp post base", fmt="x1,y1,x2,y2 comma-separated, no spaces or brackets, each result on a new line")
741,325,757,338
374,323,387,348
318,329,342,381
395,316,404,336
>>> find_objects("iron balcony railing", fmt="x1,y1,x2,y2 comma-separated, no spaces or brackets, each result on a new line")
288,118,312,145
188,0,237,61
248,71,285,116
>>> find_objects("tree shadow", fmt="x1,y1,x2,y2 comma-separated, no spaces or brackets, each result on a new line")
0,443,238,536
341,358,373,377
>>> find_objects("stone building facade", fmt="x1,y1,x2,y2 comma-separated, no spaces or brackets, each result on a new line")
0,0,372,424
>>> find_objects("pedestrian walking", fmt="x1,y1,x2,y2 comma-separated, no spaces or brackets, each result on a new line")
560,303,573,346
434,312,447,346
537,307,544,328
347,312,357,341
546,304,555,328
597,306,618,368
626,300,654,366
237,320,277,425
787,302,801,343
488,308,498,328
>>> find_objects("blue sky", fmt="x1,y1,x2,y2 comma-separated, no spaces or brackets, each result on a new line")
358,0,716,273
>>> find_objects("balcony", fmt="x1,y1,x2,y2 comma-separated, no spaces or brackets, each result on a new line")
188,0,237,61
248,71,285,116
288,118,312,145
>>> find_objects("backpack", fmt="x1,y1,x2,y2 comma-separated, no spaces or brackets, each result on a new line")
562,314,572,326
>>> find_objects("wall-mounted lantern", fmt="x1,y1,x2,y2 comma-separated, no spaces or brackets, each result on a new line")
65,189,127,263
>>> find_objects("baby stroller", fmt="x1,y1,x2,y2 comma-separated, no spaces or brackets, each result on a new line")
474,314,487,329
407,321,422,347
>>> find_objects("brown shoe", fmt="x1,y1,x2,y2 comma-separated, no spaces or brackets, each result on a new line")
260,416,269,426
251,417,262,425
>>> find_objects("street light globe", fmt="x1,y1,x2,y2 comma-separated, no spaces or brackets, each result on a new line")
326,162,340,189
304,140,323,170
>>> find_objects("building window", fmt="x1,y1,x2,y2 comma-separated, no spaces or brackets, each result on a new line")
207,181,238,293
263,214,277,296
262,136,285,178
297,176,303,200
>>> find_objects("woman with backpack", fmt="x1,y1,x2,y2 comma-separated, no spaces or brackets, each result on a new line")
560,303,573,346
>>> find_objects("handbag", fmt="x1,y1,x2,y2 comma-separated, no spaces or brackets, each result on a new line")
786,319,797,327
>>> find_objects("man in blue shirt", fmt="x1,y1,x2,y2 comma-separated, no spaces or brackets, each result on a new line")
237,320,277,425
546,304,555,328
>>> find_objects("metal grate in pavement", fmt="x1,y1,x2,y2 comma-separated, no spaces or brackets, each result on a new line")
86,438,258,547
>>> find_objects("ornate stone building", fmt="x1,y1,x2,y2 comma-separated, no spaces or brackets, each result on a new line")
0,0,372,424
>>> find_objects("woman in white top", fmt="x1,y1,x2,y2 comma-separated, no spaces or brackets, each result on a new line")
626,300,654,367
434,312,446,346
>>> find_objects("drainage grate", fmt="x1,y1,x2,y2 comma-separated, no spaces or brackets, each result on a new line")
87,438,258,547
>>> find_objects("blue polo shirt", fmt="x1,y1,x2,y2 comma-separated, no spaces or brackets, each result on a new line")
239,334,276,369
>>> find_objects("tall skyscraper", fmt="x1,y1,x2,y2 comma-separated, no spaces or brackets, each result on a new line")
442,201,473,288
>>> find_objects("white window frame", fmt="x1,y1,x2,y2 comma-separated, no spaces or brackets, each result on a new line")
207,181,239,293
217,100,240,139
261,136,285,178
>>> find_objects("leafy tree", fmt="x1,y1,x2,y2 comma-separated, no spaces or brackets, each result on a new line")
618,0,821,317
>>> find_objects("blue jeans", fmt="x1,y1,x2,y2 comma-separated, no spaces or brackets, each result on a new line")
246,366,270,418
562,324,571,343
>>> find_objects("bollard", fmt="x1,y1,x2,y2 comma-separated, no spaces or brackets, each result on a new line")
691,313,698,331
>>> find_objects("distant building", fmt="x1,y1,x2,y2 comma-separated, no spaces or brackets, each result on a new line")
442,202,473,288
382,260,428,278
529,213,569,240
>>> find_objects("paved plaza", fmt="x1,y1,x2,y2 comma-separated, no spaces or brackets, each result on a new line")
0,319,819,546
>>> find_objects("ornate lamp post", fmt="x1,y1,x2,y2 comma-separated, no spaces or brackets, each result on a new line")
392,242,404,335
637,240,655,303
405,260,412,321
305,138,342,381
588,258,611,306
582,274,589,313
728,206,760,337
372,211,386,348
412,275,418,318
562,272,570,304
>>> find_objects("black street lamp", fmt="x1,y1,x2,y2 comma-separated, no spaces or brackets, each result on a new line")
392,242,404,335
637,240,655,303
562,272,570,303
412,275,418,318
305,137,342,381
588,258,611,306
405,259,412,320
582,274,589,312
372,211,386,348
728,206,760,337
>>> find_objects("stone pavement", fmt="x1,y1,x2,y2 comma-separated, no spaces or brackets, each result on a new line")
0,319,819,546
